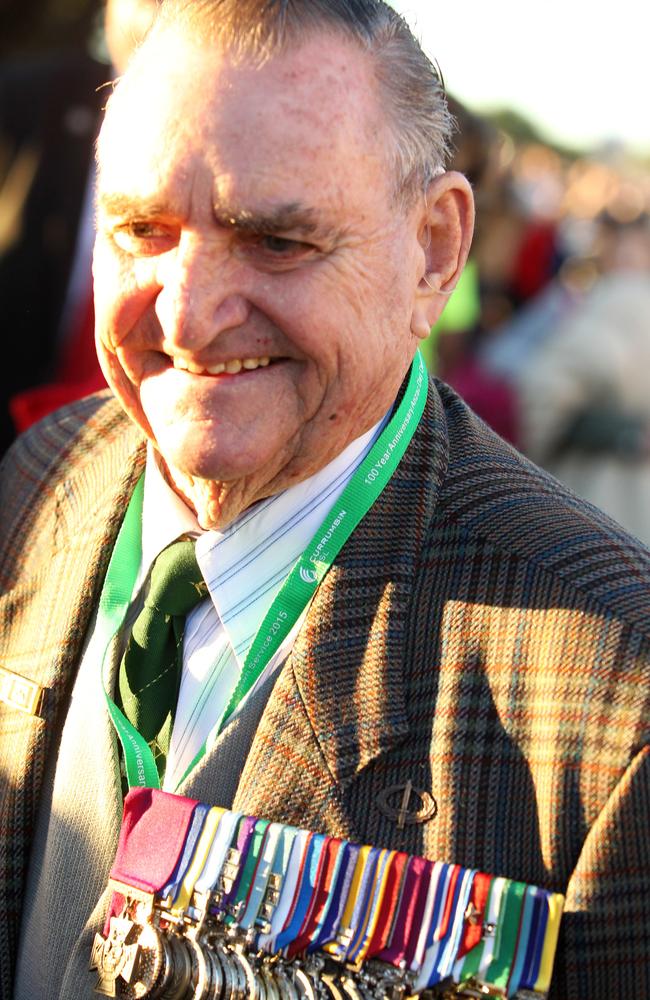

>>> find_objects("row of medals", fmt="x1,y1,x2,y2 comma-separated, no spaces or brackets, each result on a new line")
92,905,500,1000
92,887,510,1000
91,826,521,1000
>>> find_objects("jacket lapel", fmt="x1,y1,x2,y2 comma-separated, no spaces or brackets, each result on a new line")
229,383,447,838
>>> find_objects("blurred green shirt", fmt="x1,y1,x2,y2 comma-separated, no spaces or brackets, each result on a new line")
420,258,480,373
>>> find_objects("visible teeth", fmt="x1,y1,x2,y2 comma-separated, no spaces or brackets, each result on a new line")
174,355,273,374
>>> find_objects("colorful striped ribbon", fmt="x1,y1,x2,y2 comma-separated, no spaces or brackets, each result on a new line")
104,787,565,998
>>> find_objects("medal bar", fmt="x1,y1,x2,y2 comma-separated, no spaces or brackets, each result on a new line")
90,788,564,999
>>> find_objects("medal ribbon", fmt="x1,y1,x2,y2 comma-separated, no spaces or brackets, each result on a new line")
240,821,286,931
366,850,410,960
423,863,466,987
485,879,527,990
221,815,259,911
346,848,395,965
520,888,549,990
226,818,272,922
435,868,477,983
106,787,199,932
323,844,372,959
287,837,344,958
377,855,431,966
456,877,496,984
275,834,328,953
535,892,563,993
308,842,360,952
457,870,492,960
110,787,198,894
341,846,384,959
96,353,428,790
160,802,211,904
264,829,312,950
504,884,537,995
171,806,225,915
105,793,566,997
255,825,301,949
413,862,456,991
194,810,243,896
409,859,442,972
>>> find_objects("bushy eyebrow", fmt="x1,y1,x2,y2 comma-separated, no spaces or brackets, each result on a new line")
96,192,343,242
96,193,169,221
212,202,331,240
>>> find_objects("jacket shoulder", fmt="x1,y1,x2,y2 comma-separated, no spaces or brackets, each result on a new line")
0,392,145,588
432,379,650,634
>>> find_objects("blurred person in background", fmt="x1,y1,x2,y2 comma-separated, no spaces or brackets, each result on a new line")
514,212,650,547
421,96,520,445
0,0,157,455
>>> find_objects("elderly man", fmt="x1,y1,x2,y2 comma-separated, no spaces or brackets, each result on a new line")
0,1,648,998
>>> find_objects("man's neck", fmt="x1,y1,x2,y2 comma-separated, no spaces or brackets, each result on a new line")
150,407,391,534
155,432,376,531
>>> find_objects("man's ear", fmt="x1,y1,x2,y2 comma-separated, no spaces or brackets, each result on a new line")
410,171,475,340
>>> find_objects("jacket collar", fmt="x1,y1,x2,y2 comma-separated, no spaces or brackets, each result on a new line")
286,380,447,790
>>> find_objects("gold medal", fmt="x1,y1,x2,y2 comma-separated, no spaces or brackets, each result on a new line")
292,965,318,1000
90,915,141,998
261,966,280,1000
120,922,165,1000
187,935,210,1000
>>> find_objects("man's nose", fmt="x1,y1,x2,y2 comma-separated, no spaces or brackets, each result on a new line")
154,234,251,349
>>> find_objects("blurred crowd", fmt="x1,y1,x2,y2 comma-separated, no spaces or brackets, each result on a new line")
1,0,650,545
424,98,650,547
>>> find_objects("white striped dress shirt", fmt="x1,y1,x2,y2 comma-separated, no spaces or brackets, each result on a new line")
138,417,387,791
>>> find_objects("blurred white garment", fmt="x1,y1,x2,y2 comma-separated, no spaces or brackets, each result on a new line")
515,272,650,548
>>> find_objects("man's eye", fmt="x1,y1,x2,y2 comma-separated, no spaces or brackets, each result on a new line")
241,233,318,270
112,222,174,255
258,234,312,255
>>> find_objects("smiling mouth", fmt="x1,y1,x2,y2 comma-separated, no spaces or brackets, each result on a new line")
172,355,272,375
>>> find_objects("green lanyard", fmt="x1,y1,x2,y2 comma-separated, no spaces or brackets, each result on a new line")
95,352,428,790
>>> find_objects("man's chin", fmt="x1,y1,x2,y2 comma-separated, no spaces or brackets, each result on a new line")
153,432,267,491
156,447,238,487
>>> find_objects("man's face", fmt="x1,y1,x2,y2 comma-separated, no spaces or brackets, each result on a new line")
95,29,430,501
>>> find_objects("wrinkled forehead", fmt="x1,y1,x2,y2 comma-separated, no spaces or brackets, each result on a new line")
97,26,394,204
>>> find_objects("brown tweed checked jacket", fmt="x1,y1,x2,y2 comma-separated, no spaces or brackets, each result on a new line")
1,377,649,998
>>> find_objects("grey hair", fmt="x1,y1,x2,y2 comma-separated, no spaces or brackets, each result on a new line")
147,0,455,201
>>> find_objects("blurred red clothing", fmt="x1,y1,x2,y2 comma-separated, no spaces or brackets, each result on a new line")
444,355,519,448
9,288,106,434
511,220,560,303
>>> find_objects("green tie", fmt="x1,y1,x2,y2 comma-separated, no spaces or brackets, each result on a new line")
117,538,207,780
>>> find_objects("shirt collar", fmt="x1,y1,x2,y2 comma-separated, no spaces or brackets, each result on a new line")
141,415,388,658
138,447,201,594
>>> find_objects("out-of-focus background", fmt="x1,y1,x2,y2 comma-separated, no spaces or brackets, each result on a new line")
398,0,650,547
0,0,158,456
2,0,650,545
